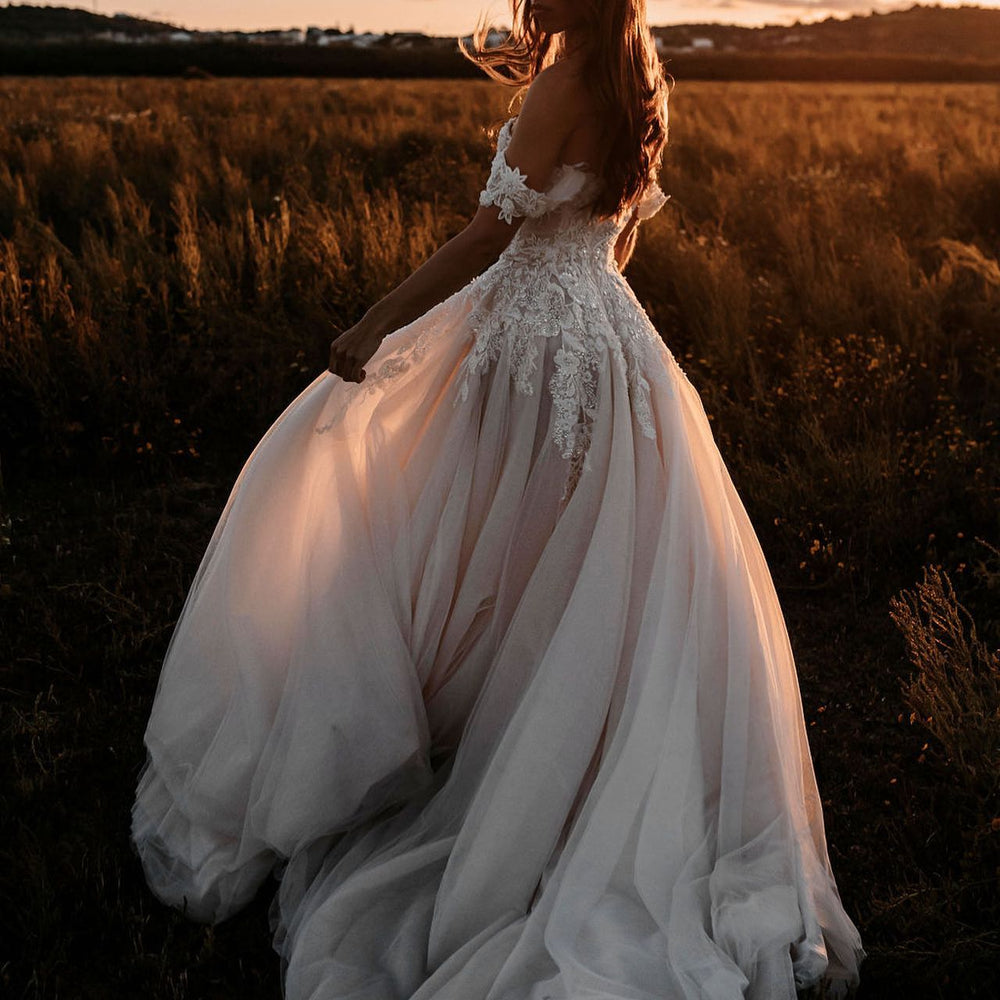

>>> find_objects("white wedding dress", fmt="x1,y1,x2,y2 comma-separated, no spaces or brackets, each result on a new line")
132,115,866,1000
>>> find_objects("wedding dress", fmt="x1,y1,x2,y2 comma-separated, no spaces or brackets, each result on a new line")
132,115,866,1000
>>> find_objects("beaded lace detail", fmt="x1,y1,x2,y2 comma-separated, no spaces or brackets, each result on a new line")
457,117,673,500
478,130,555,223
317,116,675,503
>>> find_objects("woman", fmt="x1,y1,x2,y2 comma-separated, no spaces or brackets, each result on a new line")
132,1,867,997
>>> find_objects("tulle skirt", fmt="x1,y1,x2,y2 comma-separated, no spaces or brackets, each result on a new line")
132,280,865,999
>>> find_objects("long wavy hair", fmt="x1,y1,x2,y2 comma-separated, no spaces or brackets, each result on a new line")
459,0,671,219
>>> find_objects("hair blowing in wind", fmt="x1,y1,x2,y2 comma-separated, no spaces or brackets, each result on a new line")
460,0,671,219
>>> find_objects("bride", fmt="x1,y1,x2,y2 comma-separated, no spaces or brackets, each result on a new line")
131,0,867,997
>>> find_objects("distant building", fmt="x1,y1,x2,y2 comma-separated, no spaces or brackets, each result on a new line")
95,29,142,43
247,28,307,45
655,34,716,54
350,33,384,48
458,27,508,50
388,32,431,49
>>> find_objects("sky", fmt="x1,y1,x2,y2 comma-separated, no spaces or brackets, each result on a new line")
20,0,999,33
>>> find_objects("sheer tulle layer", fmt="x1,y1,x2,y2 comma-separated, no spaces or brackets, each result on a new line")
132,279,864,998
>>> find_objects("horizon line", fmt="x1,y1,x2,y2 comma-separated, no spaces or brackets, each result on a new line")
7,1,996,38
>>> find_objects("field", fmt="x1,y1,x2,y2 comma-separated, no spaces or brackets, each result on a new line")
1,77,998,998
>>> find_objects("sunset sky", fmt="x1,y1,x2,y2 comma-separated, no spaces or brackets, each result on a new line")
23,0,1000,33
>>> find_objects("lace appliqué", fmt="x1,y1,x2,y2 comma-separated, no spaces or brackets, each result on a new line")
313,323,435,435
316,114,677,507
636,181,669,221
454,242,672,503
547,292,671,503
452,118,677,501
548,335,601,499
478,119,554,224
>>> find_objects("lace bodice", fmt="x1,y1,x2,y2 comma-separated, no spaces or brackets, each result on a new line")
456,117,673,496
328,115,675,502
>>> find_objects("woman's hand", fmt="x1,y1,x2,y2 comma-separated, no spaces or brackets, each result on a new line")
327,311,389,383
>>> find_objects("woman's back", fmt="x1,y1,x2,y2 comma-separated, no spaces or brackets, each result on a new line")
521,59,611,171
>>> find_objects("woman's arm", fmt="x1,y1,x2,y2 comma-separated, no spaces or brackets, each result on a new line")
325,209,517,383
614,209,641,272
616,181,669,273
615,177,671,272
328,67,578,383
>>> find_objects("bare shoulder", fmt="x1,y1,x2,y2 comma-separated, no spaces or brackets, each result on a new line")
514,61,590,138
497,59,599,191
528,58,583,99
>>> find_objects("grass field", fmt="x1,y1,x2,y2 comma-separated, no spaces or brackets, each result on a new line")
1,77,998,998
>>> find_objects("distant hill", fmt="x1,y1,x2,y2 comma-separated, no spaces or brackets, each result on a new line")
2,2,999,79
0,4,176,39
652,5,1000,63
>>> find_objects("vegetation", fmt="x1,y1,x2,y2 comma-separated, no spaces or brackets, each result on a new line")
1,77,998,998
3,44,1000,82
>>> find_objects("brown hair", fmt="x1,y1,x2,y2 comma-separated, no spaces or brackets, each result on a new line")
460,0,671,219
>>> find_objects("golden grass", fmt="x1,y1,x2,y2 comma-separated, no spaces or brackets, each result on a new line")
0,76,998,999
891,559,1000,802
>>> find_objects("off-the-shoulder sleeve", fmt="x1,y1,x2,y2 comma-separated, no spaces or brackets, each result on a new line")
635,180,669,221
478,119,553,225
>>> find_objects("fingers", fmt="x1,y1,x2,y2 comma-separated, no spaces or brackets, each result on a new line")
328,323,381,382
327,343,366,383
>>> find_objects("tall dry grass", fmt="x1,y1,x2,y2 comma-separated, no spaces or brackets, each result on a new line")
1,78,997,597
629,82,999,600
0,79,500,475
1,78,999,998
890,558,999,802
